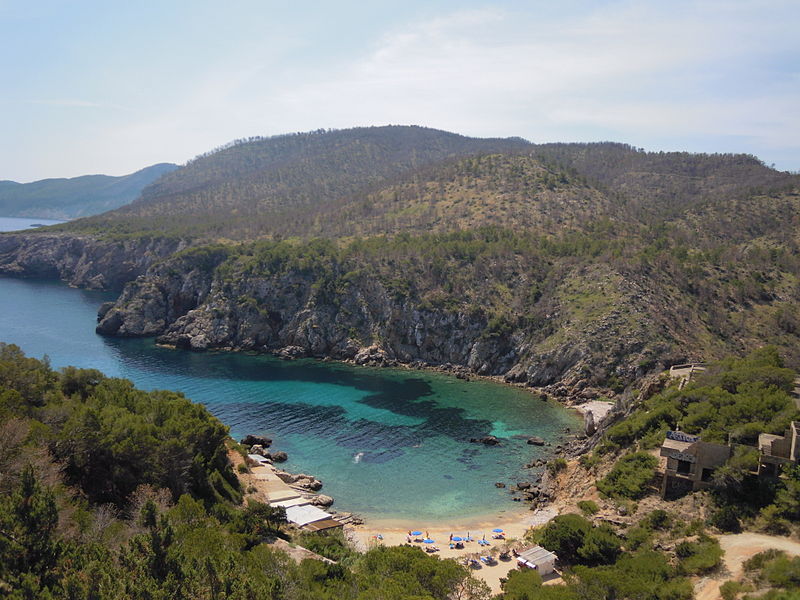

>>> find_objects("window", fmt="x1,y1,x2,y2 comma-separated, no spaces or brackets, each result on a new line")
677,460,691,475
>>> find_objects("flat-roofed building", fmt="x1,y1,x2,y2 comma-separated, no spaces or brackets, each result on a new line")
759,422,800,477
517,546,558,576
659,430,731,498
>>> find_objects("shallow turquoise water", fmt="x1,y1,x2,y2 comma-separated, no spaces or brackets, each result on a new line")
0,275,577,521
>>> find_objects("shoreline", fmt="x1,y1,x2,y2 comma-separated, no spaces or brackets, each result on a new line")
155,339,613,413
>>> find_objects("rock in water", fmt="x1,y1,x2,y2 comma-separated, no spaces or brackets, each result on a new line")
527,436,546,446
469,436,500,446
313,495,334,507
584,411,596,436
272,450,288,462
241,435,272,448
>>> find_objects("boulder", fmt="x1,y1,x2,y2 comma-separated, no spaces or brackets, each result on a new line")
584,410,597,436
272,451,288,462
495,482,506,488
241,435,272,448
275,345,307,359
527,436,546,446
516,481,531,490
275,471,297,484
250,444,266,456
312,494,334,507
469,436,500,446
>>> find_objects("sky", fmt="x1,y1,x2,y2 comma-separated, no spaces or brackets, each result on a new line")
1,0,798,182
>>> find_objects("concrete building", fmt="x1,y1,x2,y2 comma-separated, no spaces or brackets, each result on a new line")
759,422,800,477
659,430,731,499
517,546,557,576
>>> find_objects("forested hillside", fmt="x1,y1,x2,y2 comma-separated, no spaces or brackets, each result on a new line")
0,343,493,599
4,125,800,391
0,163,177,219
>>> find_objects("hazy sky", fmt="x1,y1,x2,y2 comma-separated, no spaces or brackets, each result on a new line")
1,0,798,181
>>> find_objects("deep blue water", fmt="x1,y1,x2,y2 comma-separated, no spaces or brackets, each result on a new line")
0,272,577,522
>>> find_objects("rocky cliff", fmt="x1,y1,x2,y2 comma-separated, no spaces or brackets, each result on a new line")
92,242,694,393
0,233,186,290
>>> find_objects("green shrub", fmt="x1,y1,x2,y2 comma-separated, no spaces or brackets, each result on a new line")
237,463,249,474
578,500,599,515
642,509,671,531
676,535,723,575
538,514,621,567
710,505,742,533
744,549,786,572
597,452,657,499
547,457,568,476
720,581,743,600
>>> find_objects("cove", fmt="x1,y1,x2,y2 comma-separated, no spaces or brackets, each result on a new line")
0,275,578,522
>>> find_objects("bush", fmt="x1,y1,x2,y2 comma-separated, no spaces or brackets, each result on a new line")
720,581,743,600
578,500,599,515
547,458,568,476
676,535,723,575
597,452,658,499
710,505,742,533
642,509,671,531
538,514,621,567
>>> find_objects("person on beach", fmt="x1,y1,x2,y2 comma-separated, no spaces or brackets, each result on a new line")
449,533,453,541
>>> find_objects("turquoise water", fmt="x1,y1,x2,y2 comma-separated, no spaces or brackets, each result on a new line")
0,275,577,521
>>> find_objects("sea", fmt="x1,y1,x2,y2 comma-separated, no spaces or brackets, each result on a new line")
0,216,577,523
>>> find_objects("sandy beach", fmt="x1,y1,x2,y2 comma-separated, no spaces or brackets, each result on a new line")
348,507,559,594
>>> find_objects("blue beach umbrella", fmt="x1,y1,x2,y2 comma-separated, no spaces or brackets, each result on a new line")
492,528,504,533
423,538,435,544
452,536,463,541
411,531,422,536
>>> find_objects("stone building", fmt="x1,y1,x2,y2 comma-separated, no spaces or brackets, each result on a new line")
659,430,731,499
758,422,800,477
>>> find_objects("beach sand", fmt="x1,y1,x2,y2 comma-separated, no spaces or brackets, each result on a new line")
348,507,560,595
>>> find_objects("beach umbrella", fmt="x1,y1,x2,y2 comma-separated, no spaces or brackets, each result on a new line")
492,528,504,533
423,538,435,544
411,531,422,536
452,536,463,541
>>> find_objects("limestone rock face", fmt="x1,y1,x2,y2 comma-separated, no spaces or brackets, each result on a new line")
0,233,184,291
0,231,681,393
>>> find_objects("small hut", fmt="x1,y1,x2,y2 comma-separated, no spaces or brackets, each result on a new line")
516,546,557,576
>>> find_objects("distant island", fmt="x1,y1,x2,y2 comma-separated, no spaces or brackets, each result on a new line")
0,162,177,220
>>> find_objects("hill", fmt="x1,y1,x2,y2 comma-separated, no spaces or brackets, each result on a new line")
0,162,177,219
3,125,800,392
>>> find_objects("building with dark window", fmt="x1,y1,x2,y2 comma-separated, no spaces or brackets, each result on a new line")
659,430,731,498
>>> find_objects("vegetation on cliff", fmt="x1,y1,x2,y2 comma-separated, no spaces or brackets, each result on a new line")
5,125,800,388
0,343,495,599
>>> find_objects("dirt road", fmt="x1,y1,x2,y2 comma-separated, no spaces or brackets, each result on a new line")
695,533,800,600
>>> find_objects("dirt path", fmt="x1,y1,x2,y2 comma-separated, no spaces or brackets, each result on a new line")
695,533,800,600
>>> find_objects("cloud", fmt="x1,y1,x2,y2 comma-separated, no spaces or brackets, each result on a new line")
6,1,799,179
261,1,799,165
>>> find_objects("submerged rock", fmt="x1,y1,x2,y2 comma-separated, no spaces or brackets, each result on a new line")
527,436,546,446
469,436,500,446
